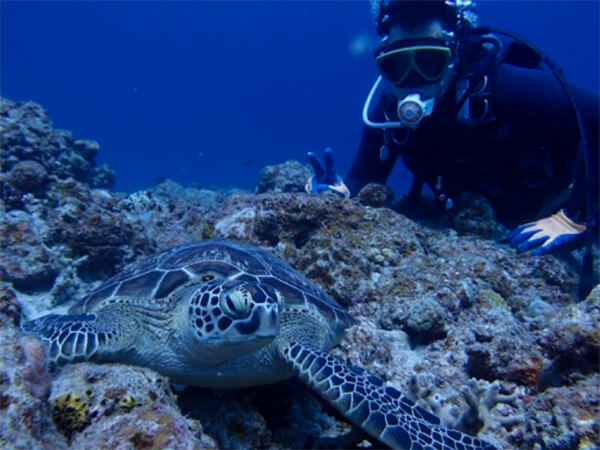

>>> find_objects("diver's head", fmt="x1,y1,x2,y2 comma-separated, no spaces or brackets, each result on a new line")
367,1,477,127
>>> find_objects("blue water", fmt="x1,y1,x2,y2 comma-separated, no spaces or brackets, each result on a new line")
2,1,598,194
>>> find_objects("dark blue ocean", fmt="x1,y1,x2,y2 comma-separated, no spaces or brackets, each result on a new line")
2,1,598,194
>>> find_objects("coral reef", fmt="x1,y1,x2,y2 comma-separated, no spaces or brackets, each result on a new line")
256,160,311,194
2,97,598,449
356,182,394,208
537,286,600,386
0,209,57,290
0,290,68,449
0,99,114,209
115,179,232,250
178,378,357,449
48,363,214,448
69,402,216,450
1,99,155,315
450,192,506,239
408,375,525,438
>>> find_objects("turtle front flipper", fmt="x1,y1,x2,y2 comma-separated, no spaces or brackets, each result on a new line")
22,312,139,366
280,342,498,450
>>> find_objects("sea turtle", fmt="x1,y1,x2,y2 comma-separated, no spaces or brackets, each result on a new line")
24,239,496,450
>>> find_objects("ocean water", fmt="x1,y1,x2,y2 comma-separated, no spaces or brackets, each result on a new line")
2,0,598,194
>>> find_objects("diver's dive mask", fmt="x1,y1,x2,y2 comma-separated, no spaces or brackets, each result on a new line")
376,44,451,85
363,39,455,129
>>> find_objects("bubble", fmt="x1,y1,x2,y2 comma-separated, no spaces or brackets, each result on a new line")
348,33,377,57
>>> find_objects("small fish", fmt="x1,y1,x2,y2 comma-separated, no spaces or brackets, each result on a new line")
242,158,255,166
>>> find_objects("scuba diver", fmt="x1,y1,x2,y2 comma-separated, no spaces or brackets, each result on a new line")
306,0,598,297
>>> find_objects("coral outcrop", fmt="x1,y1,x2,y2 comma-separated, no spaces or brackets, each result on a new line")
2,97,598,449
0,285,68,449
50,364,215,448
256,160,311,194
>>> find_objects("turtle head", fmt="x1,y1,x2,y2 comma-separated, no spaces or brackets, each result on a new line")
186,278,279,363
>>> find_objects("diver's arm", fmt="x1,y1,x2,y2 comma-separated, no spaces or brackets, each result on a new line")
562,86,599,231
502,65,599,255
492,64,598,225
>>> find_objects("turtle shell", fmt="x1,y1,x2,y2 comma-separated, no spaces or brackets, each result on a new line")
70,239,355,331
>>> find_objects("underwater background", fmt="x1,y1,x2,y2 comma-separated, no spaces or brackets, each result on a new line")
2,2,600,448
2,0,599,194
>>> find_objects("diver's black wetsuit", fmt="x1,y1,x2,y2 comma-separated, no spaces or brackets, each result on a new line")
346,35,599,231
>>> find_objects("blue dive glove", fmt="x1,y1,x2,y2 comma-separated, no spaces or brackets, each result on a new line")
508,209,586,255
305,147,350,198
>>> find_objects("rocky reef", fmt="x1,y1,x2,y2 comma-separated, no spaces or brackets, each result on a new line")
1,97,598,449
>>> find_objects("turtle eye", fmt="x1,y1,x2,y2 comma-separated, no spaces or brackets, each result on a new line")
201,273,216,282
220,287,252,319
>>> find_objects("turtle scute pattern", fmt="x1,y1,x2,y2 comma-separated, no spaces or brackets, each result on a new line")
23,239,497,450
21,314,100,364
283,342,498,450
70,239,353,331
187,277,279,340
21,310,140,365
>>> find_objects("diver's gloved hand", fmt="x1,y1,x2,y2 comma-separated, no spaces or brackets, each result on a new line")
305,147,350,198
508,209,586,255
